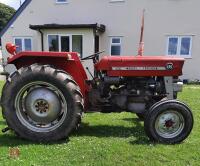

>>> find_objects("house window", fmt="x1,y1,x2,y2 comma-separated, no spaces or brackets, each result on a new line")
61,36,70,52
167,36,192,57
72,35,83,56
110,37,121,55
48,35,59,51
14,37,32,53
48,34,83,57
56,0,68,3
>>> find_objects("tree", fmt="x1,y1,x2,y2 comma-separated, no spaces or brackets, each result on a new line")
0,3,16,32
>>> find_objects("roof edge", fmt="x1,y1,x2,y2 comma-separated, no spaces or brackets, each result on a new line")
30,23,106,32
0,0,32,38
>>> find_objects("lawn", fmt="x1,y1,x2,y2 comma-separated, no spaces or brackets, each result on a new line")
0,83,200,166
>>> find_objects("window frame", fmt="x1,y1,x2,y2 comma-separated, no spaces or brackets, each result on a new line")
56,0,68,4
47,34,83,56
13,37,33,52
166,36,193,58
110,0,125,3
110,37,122,56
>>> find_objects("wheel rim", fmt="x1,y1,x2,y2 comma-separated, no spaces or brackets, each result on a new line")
155,110,185,139
15,81,68,133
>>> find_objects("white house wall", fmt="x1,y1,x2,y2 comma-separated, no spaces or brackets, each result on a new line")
1,0,200,79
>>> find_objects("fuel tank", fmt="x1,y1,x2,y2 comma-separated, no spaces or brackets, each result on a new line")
95,56,184,77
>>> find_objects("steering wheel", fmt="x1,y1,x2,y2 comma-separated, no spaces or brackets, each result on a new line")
81,51,105,61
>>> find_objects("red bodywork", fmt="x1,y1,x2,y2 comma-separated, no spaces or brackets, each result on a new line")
7,51,185,106
95,56,184,76
7,52,89,100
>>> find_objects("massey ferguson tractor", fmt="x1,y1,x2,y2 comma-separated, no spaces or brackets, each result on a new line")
0,15,193,144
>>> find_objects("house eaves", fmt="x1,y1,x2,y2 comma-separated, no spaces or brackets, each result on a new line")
30,24,106,33
0,0,32,37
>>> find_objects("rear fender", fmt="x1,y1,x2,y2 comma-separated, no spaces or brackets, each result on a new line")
7,51,89,98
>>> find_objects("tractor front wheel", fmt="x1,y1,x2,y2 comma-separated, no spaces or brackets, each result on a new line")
1,64,83,142
144,100,193,144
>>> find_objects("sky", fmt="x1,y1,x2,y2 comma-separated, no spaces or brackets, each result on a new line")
0,0,25,9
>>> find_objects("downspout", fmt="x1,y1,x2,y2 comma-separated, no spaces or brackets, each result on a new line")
38,29,44,51
93,28,97,53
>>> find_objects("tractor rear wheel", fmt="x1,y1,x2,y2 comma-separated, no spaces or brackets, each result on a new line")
1,64,84,142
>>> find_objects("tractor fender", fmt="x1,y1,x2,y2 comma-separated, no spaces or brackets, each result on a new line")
7,51,89,98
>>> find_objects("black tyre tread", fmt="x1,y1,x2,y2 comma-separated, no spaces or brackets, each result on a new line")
1,79,10,119
1,64,84,142
144,100,193,144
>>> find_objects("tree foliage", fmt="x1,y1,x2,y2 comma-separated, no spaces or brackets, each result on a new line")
0,3,16,32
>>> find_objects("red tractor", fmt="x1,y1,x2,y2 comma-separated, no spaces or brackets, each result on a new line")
0,42,193,144
1,15,193,143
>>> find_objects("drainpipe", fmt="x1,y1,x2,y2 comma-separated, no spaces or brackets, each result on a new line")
38,29,44,51
93,28,97,53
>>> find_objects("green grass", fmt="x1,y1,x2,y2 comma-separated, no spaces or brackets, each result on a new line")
0,83,200,166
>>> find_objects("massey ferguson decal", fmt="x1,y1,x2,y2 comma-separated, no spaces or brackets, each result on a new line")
166,63,174,70
112,64,174,71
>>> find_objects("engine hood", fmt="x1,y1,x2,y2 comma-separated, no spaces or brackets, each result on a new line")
95,55,185,77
